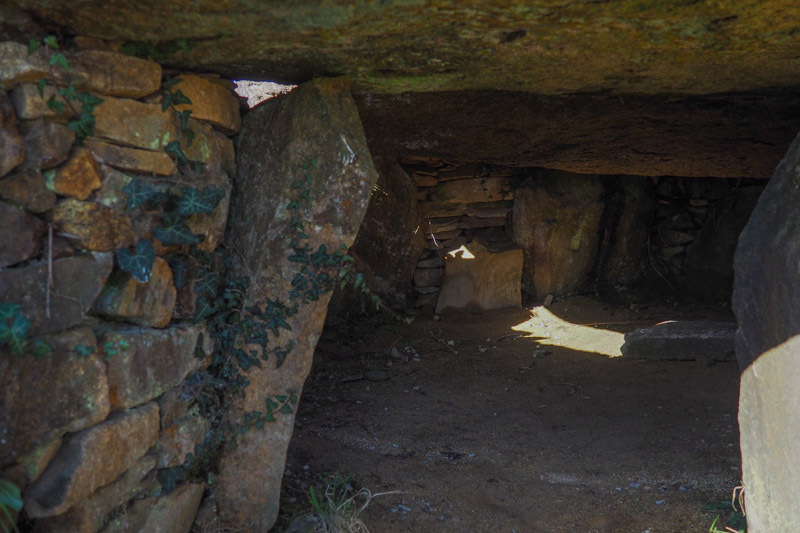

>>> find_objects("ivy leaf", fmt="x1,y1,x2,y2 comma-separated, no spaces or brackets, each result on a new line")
28,38,41,54
193,295,217,323
156,467,183,495
122,178,160,210
46,95,65,113
0,478,23,512
177,187,225,215
42,35,59,49
177,109,192,131
37,78,47,98
32,340,54,358
49,52,70,71
163,76,182,90
0,312,30,355
194,273,219,297
75,344,95,359
0,303,22,323
164,140,188,164
117,239,156,283
68,112,96,142
59,85,76,101
76,92,104,113
153,213,203,246
280,404,294,415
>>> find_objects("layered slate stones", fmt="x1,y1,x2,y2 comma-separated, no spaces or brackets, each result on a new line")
220,77,379,531
0,42,161,98
620,321,736,362
0,253,113,336
435,240,523,313
738,335,800,533
512,170,605,299
91,257,176,328
0,328,109,466
24,402,159,518
0,169,56,213
99,325,206,409
0,200,45,267
430,177,513,204
34,455,157,533
0,91,24,177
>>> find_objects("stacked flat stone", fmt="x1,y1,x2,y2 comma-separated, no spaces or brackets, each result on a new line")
0,35,241,533
399,157,517,308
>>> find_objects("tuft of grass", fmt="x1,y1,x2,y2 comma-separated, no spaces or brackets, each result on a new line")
705,484,746,533
302,472,399,533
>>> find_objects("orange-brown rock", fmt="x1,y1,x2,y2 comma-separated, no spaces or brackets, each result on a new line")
9,83,72,120
173,74,241,134
91,257,176,328
99,325,208,409
52,199,134,251
2,438,62,490
50,148,103,199
0,169,56,212
85,139,176,176
435,240,523,313
92,96,177,151
154,410,208,468
24,403,159,518
0,42,161,98
33,455,156,533
120,482,204,533
186,185,230,253
0,327,109,467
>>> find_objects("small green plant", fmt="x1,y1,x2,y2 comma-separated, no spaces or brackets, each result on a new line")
705,484,746,533
28,35,104,143
0,478,22,533
0,303,30,355
305,472,395,533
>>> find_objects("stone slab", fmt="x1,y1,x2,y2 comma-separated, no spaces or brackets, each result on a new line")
621,321,736,361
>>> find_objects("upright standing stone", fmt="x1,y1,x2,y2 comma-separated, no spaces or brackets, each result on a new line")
512,169,605,299
220,77,378,531
734,132,800,532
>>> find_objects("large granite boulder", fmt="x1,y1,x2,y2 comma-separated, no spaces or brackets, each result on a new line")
733,132,800,532
220,77,378,531
512,169,604,300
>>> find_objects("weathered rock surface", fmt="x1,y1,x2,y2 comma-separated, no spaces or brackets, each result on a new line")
0,253,113,336
91,257,176,328
512,170,604,299
33,454,156,533
18,119,74,170
2,437,61,489
358,90,800,179
596,177,654,292
221,77,378,531
413,267,443,288
430,177,513,204
0,41,161,98
738,335,800,533
173,74,241,134
50,148,103,199
435,240,522,313
0,200,44,267
121,482,204,533
9,83,72,120
340,158,426,308
0,328,108,467
0,168,56,212
24,403,159,518
99,325,206,409
0,91,25,178
53,199,135,251
85,139,176,176
92,96,177,151
621,321,736,362
733,132,800,369
154,409,208,468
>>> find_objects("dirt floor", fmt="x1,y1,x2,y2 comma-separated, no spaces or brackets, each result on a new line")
275,296,743,533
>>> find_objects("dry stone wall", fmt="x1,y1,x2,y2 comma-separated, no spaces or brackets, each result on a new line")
0,39,240,532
